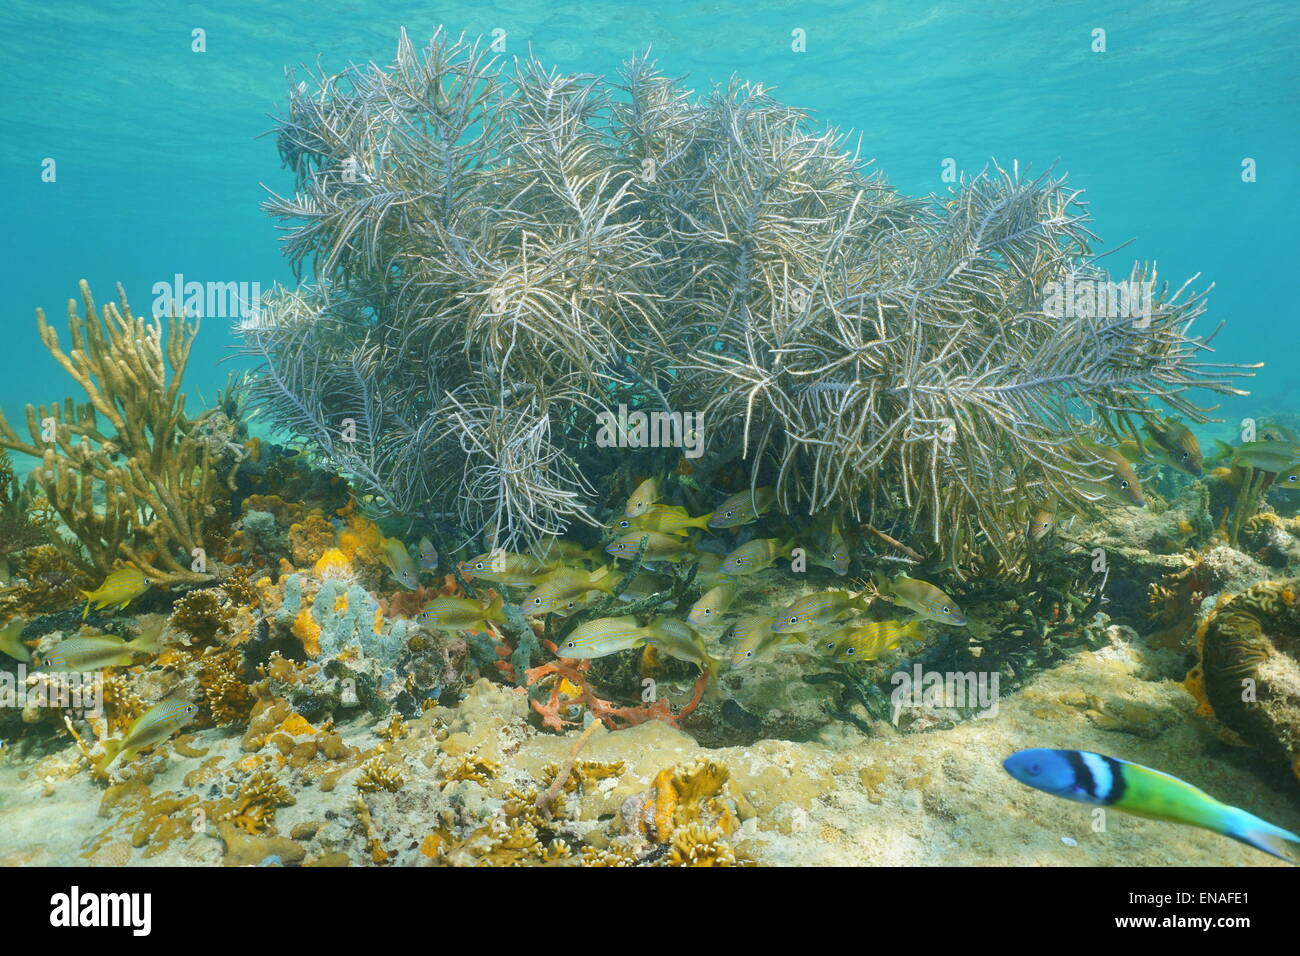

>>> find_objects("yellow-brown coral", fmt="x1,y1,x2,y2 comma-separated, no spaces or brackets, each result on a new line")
356,756,406,793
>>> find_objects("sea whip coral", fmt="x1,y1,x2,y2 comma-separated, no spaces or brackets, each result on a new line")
242,27,1255,567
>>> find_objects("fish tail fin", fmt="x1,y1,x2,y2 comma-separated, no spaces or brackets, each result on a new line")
97,739,124,774
485,593,505,621
901,620,924,643
128,631,162,655
1222,808,1300,864
80,595,93,622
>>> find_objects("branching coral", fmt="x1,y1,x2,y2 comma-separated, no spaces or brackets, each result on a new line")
242,28,1255,567
0,281,234,585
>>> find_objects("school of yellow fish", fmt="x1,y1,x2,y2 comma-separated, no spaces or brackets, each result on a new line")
8,413,1294,774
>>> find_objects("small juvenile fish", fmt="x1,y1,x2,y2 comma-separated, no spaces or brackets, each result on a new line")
417,593,506,631
81,567,150,620
709,486,777,528
771,590,868,634
875,574,966,626
521,566,621,616
556,617,655,659
41,631,161,672
1143,418,1203,476
816,619,920,663
0,618,31,663
1003,749,1300,864
642,617,720,672
417,537,439,571
1076,440,1144,506
1027,508,1056,542
378,535,420,590
721,537,791,576
606,531,696,563
460,552,553,586
614,504,714,536
625,477,660,517
99,699,199,772
688,584,737,628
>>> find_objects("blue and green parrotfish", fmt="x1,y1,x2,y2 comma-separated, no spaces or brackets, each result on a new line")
1003,748,1300,864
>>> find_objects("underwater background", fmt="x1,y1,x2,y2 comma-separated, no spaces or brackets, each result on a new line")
1,0,1299,870
3,0,1298,429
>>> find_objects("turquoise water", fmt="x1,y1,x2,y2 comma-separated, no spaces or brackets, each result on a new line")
2,0,1296,428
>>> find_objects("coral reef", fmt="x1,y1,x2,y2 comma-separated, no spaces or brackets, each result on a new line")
1198,578,1300,782
241,29,1253,568
0,281,239,585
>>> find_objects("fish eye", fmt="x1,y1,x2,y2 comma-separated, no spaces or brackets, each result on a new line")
474,562,485,570
619,520,630,529
942,606,949,613
1291,475,1298,482
1120,480,1129,489
845,648,856,656
1027,762,1042,776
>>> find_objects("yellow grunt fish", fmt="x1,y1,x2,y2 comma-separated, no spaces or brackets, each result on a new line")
688,584,737,628
771,589,868,633
99,699,199,772
708,486,777,528
1143,417,1203,476
874,574,966,626
80,566,150,620
721,537,791,576
556,617,656,659
1075,440,1144,507
625,477,661,518
606,530,697,563
0,618,32,663
417,593,506,632
642,617,720,672
377,535,420,590
816,619,920,663
459,552,553,586
41,631,161,672
613,503,714,536
521,566,621,616
727,615,799,669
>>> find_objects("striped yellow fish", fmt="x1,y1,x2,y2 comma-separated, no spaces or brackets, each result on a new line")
687,584,737,628
81,566,150,620
556,617,656,659
874,574,966,626
417,593,506,631
99,699,199,772
41,631,161,672
625,477,660,517
721,537,791,575
771,589,868,633
708,486,777,528
606,530,696,563
613,504,714,536
521,566,621,616
815,619,919,663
